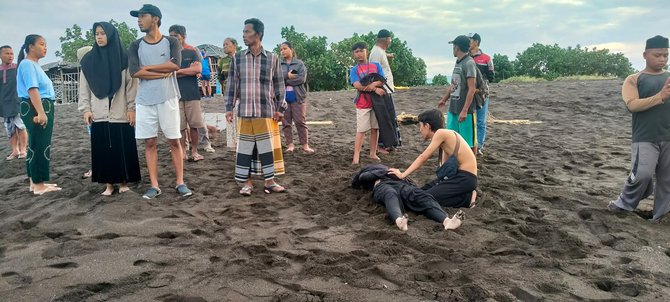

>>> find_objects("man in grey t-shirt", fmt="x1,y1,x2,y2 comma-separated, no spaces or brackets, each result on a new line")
438,35,478,154
128,4,192,199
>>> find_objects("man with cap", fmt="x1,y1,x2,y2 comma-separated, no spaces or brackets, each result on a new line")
608,35,670,222
438,35,478,154
128,4,193,199
469,33,494,155
369,29,401,153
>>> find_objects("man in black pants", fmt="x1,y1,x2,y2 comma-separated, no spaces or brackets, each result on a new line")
353,164,463,231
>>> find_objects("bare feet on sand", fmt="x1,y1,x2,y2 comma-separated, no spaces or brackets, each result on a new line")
119,184,131,193
444,210,464,230
101,184,114,196
395,216,408,231
33,184,61,195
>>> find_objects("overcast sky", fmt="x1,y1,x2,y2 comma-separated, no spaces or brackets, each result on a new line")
2,0,668,78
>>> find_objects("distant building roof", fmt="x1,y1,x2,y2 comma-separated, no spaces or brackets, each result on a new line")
196,44,223,58
41,61,80,72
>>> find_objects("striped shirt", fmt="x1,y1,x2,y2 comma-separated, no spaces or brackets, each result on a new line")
225,47,286,118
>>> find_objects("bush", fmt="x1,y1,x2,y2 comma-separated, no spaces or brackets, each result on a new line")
499,76,547,84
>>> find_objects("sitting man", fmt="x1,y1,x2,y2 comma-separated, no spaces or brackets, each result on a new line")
388,109,478,208
353,164,463,231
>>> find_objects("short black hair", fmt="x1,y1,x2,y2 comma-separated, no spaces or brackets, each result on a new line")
351,41,368,51
418,109,445,132
244,18,264,41
0,45,11,52
168,24,186,37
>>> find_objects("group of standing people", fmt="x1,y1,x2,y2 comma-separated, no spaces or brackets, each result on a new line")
2,4,314,199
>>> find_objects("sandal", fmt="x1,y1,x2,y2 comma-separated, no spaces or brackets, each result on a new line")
240,185,253,196
17,153,26,159
5,153,18,161
264,183,286,194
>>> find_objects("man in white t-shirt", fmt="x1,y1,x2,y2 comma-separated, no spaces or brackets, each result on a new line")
369,29,394,92
369,29,399,153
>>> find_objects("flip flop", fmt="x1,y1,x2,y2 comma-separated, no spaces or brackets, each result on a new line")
470,189,483,208
264,183,286,194
240,185,253,196
5,153,18,161
17,153,26,159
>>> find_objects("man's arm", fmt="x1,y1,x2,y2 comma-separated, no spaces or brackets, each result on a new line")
224,54,238,114
487,56,495,83
176,61,201,77
143,61,180,73
272,55,287,116
389,130,447,179
623,73,669,112
459,77,476,121
133,69,170,80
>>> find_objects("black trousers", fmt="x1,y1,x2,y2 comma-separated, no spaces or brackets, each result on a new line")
372,180,447,223
422,170,477,208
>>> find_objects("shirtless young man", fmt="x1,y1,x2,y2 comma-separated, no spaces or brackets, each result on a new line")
388,109,478,211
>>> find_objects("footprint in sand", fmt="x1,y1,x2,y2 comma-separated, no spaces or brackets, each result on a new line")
1,271,33,286
47,262,79,269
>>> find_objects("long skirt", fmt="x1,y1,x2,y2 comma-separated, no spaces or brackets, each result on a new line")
90,121,141,184
234,118,284,182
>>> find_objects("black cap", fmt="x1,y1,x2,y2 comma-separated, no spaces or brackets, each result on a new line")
377,29,392,39
449,35,471,52
646,35,669,50
130,4,162,19
469,33,481,43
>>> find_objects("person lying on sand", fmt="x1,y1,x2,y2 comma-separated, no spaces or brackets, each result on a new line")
388,109,479,208
352,164,463,231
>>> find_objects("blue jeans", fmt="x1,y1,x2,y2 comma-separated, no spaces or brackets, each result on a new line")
476,96,489,150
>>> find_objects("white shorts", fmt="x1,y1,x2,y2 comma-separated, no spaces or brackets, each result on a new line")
135,97,182,140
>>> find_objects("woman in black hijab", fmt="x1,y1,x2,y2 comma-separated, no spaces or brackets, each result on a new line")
78,22,141,196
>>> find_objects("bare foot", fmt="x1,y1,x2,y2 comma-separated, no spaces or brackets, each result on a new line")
286,143,295,152
370,156,381,162
395,216,408,231
469,190,478,208
101,184,114,196
82,170,92,179
30,183,58,192
378,148,390,155
119,185,131,193
302,145,315,153
444,210,464,230
33,185,62,195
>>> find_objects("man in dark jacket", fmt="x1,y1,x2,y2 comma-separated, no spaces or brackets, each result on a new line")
353,164,463,231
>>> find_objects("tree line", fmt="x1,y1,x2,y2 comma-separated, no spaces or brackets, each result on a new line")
432,43,635,84
57,23,635,89
57,23,427,92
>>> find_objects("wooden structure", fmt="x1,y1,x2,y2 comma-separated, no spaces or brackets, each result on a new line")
42,61,80,104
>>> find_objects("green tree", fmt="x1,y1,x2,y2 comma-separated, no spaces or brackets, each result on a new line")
275,26,348,91
514,43,635,80
431,74,449,85
56,20,138,63
331,31,427,87
492,54,515,82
